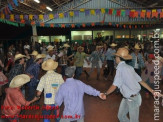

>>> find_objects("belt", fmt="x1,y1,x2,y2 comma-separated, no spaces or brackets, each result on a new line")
124,93,139,99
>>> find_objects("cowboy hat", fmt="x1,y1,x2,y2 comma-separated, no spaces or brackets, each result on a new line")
34,54,45,61
42,59,58,71
114,48,132,60
30,50,38,56
110,43,117,47
47,47,54,53
134,44,141,50
9,74,30,88
63,44,70,48
124,46,129,50
77,46,84,51
14,54,26,61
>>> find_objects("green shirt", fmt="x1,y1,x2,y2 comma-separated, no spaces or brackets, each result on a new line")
74,52,87,67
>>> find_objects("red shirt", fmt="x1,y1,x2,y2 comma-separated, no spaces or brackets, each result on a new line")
2,88,30,116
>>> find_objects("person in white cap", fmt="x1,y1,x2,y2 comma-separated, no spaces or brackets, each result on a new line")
26,54,45,101
44,46,56,61
2,74,39,122
36,59,64,122
103,43,117,80
130,43,145,76
104,48,163,122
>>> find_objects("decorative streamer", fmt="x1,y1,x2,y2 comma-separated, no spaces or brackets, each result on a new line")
13,0,19,6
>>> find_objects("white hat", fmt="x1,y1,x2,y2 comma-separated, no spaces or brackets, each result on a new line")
42,59,58,71
14,54,26,61
9,74,30,88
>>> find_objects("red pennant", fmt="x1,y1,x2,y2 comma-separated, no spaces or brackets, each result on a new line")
109,22,112,26
21,19,25,23
5,8,8,15
31,21,35,25
71,24,75,28
160,12,163,18
40,23,44,27
141,25,144,28
50,24,54,27
91,23,95,27
129,25,132,29
61,24,65,28
116,24,119,28
135,25,137,29
134,11,138,18
129,11,134,18
146,12,151,18
123,25,126,28
116,10,121,16
109,9,113,15
140,12,145,18
152,12,158,18
82,23,86,27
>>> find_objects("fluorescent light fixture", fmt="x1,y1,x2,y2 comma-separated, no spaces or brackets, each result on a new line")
156,29,160,31
34,0,40,3
46,6,53,11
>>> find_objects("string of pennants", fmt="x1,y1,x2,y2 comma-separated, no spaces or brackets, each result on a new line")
1,8,163,22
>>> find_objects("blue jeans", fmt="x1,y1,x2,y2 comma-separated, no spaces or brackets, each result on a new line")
75,67,83,79
118,94,142,122
27,85,37,101
42,104,60,122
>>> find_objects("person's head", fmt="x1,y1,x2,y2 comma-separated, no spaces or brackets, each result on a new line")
42,59,58,71
65,66,76,78
134,44,141,54
77,46,84,53
47,47,54,56
14,54,26,65
24,48,30,55
63,44,70,51
110,43,117,49
148,54,155,63
114,48,132,64
30,50,38,59
9,74,30,89
35,54,46,64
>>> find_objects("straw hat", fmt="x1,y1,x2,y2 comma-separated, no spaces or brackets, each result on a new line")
110,43,117,47
9,74,30,88
124,46,129,50
77,46,84,51
34,54,45,61
134,44,141,50
30,50,38,56
14,54,26,61
47,47,54,53
114,48,132,60
63,44,70,48
42,59,58,71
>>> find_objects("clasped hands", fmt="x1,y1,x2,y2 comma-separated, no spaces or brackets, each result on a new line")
99,93,107,100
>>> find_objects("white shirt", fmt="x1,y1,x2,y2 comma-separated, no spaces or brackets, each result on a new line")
113,61,141,98
134,56,139,69
44,54,56,61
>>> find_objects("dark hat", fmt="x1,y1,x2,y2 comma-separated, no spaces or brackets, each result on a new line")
65,66,76,77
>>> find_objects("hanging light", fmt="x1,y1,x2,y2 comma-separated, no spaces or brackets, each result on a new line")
46,6,53,11
33,0,40,3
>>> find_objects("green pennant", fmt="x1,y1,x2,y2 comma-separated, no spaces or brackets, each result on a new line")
113,9,117,15
121,10,126,17
105,9,109,13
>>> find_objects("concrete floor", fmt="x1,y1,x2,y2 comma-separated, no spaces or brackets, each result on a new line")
18,68,163,122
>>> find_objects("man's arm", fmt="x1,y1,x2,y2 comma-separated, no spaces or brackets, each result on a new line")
105,85,117,96
139,81,154,94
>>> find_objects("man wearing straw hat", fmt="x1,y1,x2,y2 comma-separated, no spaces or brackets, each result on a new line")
103,43,117,80
55,66,106,122
2,74,39,122
130,43,145,76
85,46,103,80
57,44,70,77
8,54,27,84
36,59,64,122
104,48,162,122
26,50,38,69
74,46,89,79
26,54,45,101
44,46,56,61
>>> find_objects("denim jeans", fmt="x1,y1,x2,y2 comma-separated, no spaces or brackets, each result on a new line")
27,85,37,101
88,62,100,76
75,67,83,79
105,60,114,77
61,65,67,77
118,94,142,122
42,104,60,122
60,117,84,122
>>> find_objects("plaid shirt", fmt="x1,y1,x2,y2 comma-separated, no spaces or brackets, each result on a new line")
37,71,64,104
58,50,68,65
8,64,24,82
88,51,103,63
130,53,145,69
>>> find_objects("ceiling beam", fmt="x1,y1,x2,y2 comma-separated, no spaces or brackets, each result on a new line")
51,0,72,10
19,1,45,14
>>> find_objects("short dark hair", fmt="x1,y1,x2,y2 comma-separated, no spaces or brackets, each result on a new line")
15,58,23,64
119,57,126,61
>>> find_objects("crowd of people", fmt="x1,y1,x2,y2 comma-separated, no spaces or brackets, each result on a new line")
0,39,163,122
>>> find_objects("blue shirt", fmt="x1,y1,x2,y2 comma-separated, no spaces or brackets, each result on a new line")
26,62,40,86
105,48,116,60
55,78,100,121
88,51,103,63
130,53,145,69
113,61,142,98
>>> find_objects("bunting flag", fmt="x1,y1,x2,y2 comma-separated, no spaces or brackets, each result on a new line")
152,12,158,18
74,11,79,16
90,10,95,15
116,10,121,16
71,24,75,28
20,15,23,20
59,13,64,18
146,11,151,18
160,12,163,18
50,23,54,27
61,24,65,28
121,10,125,17
85,10,90,16
39,15,44,20
101,8,105,14
31,21,35,25
13,0,19,6
116,24,119,27
49,14,54,19
82,23,86,27
91,22,95,26
10,14,14,21
40,22,44,27
80,8,85,12
134,11,138,18
29,15,33,20
109,9,113,15
8,4,13,11
69,11,74,17
140,12,145,18
20,19,25,23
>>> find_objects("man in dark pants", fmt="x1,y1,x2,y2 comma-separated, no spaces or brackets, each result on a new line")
104,43,117,80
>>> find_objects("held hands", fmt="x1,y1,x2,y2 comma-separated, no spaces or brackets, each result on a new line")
99,93,106,100
152,90,163,97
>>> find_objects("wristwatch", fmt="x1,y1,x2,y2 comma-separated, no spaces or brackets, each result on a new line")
35,95,40,98
104,92,109,96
